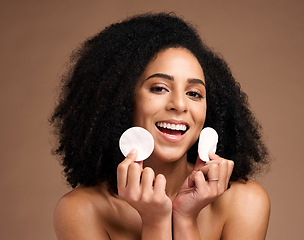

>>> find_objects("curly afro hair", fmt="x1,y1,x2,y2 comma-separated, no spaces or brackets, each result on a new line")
50,12,269,193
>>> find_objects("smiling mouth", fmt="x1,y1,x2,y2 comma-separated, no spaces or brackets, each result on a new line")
156,121,189,136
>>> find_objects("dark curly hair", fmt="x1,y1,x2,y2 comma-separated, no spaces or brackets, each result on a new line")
50,12,269,193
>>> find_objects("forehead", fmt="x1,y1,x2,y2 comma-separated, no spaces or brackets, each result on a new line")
141,47,204,81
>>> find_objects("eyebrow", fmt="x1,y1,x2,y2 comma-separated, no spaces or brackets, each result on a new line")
145,73,205,86
146,73,173,81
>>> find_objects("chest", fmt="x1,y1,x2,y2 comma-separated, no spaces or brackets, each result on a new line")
104,202,224,240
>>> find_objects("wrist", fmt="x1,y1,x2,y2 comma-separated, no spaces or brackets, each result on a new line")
141,216,172,240
172,207,198,223
141,215,171,227
173,214,200,240
173,212,197,228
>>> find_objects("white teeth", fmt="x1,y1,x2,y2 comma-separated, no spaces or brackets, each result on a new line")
156,122,187,131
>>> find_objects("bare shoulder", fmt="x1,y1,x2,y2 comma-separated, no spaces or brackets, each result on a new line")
54,183,111,239
227,180,270,206
220,180,271,239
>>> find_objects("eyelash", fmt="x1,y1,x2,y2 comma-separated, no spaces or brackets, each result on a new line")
149,87,204,100
150,86,168,93
187,91,204,99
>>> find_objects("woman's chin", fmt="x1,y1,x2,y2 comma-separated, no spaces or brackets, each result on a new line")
148,149,188,164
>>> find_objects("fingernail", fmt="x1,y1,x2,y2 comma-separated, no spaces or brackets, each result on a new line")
208,150,214,155
129,148,137,155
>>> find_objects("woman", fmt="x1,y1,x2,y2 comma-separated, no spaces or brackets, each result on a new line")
51,13,270,239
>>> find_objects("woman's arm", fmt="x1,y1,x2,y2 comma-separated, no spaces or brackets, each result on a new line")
117,149,172,240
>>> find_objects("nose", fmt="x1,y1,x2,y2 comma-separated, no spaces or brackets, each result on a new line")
166,91,188,113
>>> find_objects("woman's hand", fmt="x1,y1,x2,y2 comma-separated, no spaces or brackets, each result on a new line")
117,149,172,239
173,152,234,220
172,153,234,239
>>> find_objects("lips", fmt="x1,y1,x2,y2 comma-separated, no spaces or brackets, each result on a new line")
156,121,189,136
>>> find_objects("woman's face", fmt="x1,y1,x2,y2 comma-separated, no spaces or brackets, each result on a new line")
133,47,206,162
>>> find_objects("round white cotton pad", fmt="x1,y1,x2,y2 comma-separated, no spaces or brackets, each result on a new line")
198,127,218,162
119,127,154,162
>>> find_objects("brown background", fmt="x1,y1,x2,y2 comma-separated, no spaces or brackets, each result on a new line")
1,0,303,239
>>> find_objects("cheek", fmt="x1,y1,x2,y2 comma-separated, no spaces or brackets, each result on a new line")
133,96,157,125
193,103,207,126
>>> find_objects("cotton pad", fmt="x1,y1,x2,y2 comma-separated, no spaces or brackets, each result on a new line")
119,127,154,162
198,127,218,162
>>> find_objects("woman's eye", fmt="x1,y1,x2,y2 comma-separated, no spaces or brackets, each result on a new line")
150,86,168,93
187,91,204,99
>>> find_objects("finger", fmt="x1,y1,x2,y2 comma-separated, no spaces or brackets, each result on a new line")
206,153,235,191
141,167,155,194
117,149,137,191
206,154,234,186
188,170,197,188
126,162,142,190
192,170,207,192
197,164,212,177
154,174,167,196
208,151,220,161
217,160,229,192
206,163,220,188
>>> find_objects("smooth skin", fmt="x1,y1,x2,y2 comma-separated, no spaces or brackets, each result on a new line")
54,48,270,239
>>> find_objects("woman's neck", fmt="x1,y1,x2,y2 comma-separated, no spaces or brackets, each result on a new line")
144,155,193,201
